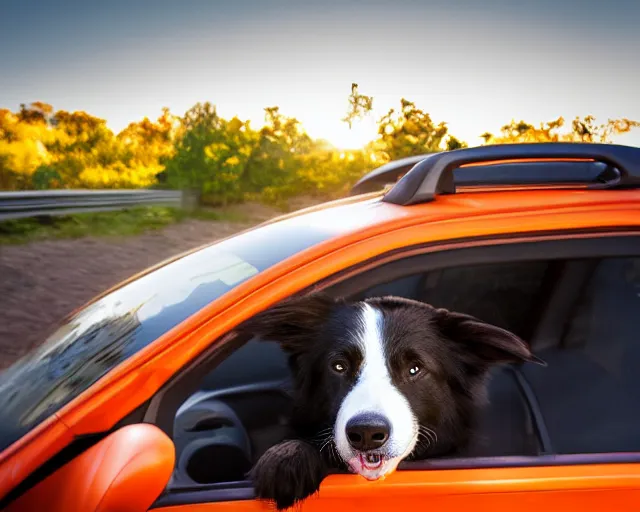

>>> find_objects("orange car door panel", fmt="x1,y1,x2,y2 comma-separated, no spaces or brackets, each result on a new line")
155,463,640,511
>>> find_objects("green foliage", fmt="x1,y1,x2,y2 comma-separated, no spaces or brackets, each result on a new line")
0,103,174,191
240,106,311,194
482,116,640,144
375,99,449,160
31,165,63,189
0,207,184,244
162,102,246,204
446,136,468,151
0,206,253,245
2,86,639,208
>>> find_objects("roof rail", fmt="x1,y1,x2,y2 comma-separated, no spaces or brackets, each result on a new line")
380,142,640,206
350,153,434,195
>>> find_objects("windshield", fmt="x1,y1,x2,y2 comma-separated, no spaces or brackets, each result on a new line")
0,215,337,452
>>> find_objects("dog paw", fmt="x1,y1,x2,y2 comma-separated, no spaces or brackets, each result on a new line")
250,440,326,510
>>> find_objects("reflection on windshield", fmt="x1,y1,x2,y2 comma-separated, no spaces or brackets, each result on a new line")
0,311,141,427
0,248,260,452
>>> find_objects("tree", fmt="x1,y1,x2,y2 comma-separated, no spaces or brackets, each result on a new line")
118,108,178,167
446,136,468,151
571,116,640,143
49,110,127,188
3,91,638,206
0,107,56,190
0,103,178,190
481,117,565,144
376,99,450,160
236,106,314,200
17,102,53,125
163,102,224,194
163,102,258,204
482,116,640,144
342,83,374,129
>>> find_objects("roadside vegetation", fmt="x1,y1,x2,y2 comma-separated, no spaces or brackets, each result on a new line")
0,206,257,245
1,83,638,243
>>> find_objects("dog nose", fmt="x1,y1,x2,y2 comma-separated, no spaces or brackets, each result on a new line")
345,413,390,451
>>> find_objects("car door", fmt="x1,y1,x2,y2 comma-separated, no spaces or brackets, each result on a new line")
151,235,640,512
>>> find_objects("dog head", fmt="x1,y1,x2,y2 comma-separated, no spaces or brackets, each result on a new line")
242,293,542,480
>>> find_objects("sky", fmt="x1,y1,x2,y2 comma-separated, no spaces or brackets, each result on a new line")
1,0,639,149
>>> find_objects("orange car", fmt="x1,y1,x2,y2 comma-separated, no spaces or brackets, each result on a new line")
1,142,640,512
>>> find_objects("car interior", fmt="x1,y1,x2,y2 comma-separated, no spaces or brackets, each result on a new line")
159,240,640,497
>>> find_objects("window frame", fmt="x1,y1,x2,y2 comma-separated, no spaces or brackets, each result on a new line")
148,229,640,508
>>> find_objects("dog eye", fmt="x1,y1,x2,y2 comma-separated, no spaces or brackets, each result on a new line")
408,363,422,378
331,361,348,373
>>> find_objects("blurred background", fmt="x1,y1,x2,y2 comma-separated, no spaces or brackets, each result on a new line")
1,0,639,368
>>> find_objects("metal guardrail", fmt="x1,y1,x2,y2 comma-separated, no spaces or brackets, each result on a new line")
0,189,184,221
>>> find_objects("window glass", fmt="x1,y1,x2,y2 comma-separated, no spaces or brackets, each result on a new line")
522,257,640,454
420,261,551,339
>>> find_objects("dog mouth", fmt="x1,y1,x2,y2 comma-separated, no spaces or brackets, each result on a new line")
346,451,396,479
360,452,384,470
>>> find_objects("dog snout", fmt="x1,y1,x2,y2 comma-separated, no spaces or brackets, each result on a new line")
345,412,390,451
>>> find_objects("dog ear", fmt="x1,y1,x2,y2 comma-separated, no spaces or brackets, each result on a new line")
237,292,339,355
430,307,546,367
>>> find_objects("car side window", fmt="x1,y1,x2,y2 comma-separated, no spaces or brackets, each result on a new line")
522,257,640,454
362,260,552,339
360,260,555,457
419,261,552,339
364,258,640,457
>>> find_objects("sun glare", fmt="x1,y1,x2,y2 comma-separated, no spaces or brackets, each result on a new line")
307,115,379,150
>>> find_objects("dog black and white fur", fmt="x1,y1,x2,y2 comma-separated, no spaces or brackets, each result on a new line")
240,293,543,510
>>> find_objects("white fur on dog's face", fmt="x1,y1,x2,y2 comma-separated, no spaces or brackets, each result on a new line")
333,304,418,480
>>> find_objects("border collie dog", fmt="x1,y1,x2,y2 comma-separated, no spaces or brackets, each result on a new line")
242,294,543,510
